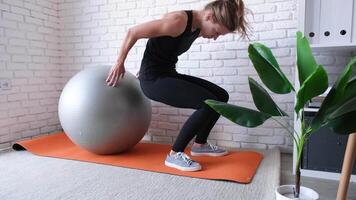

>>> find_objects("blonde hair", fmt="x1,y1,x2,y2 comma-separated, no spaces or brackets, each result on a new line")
204,0,250,38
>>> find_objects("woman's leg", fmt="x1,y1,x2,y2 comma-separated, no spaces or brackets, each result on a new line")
140,74,225,152
173,74,229,144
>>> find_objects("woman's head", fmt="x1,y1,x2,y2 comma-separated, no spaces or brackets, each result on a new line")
200,0,249,40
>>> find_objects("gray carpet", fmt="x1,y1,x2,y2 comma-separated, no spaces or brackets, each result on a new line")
0,148,280,200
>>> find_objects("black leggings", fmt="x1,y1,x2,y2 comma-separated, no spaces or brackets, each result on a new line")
139,73,229,152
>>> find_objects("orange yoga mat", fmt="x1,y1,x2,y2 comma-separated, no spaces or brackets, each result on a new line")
13,132,263,184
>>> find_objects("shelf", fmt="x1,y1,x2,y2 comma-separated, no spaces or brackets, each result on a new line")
303,107,319,112
310,43,356,51
300,169,356,182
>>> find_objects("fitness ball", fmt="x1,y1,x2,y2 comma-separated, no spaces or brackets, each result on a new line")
58,65,152,155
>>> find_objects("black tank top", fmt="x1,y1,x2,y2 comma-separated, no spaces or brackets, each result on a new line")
138,10,200,80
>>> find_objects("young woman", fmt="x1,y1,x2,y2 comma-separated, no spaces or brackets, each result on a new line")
106,0,249,172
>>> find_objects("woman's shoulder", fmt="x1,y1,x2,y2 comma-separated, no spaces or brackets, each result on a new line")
159,11,189,36
162,10,188,23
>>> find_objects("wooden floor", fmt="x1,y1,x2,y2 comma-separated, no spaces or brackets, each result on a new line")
281,153,356,200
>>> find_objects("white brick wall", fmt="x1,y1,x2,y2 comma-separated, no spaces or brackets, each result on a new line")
1,0,352,153
0,0,61,149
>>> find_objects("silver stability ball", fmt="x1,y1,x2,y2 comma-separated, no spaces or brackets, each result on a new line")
58,65,152,155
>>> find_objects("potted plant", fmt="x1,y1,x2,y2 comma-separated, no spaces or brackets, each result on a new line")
205,31,356,199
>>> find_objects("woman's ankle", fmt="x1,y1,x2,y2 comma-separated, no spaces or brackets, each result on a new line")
169,150,177,156
193,142,205,148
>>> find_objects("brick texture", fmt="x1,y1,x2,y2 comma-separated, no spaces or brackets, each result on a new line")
0,0,352,153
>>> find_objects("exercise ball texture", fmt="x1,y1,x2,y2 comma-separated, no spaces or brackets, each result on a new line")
58,65,151,155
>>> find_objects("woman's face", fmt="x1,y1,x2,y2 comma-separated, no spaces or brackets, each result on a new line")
200,11,231,40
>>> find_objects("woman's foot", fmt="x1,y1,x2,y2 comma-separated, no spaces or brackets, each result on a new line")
165,152,201,171
190,142,228,157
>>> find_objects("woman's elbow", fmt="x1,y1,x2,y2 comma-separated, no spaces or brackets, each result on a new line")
126,28,136,41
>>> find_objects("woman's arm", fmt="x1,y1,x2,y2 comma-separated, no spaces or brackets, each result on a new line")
106,12,187,86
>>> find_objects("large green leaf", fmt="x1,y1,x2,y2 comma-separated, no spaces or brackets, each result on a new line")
248,43,294,94
328,97,356,119
205,99,271,127
296,31,318,85
311,56,356,131
295,65,328,114
325,110,356,135
248,77,288,116
342,76,356,102
332,76,356,112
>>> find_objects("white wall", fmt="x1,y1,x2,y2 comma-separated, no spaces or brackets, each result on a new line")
56,0,299,153
0,0,61,149
1,0,352,153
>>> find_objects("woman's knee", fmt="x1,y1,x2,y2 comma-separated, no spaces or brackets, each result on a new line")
205,88,229,103
217,88,229,103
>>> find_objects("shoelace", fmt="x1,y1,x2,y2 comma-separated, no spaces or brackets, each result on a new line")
176,152,193,165
207,143,219,151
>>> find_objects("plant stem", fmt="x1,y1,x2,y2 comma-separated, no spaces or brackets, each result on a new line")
271,117,299,144
275,105,302,141
294,112,307,198
295,160,301,198
275,103,299,135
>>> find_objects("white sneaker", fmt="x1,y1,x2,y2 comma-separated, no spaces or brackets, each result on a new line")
165,152,202,171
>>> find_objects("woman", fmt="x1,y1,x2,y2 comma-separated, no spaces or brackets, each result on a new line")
107,0,249,172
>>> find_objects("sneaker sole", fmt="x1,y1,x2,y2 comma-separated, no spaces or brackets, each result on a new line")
164,161,202,172
190,151,229,157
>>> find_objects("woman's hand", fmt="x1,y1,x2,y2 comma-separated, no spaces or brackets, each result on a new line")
106,62,125,87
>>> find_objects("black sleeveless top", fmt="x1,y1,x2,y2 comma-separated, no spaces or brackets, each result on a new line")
138,10,200,80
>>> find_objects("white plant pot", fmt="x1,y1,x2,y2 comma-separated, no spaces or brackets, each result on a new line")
275,185,319,200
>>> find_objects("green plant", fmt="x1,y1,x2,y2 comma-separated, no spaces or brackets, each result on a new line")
205,31,356,198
